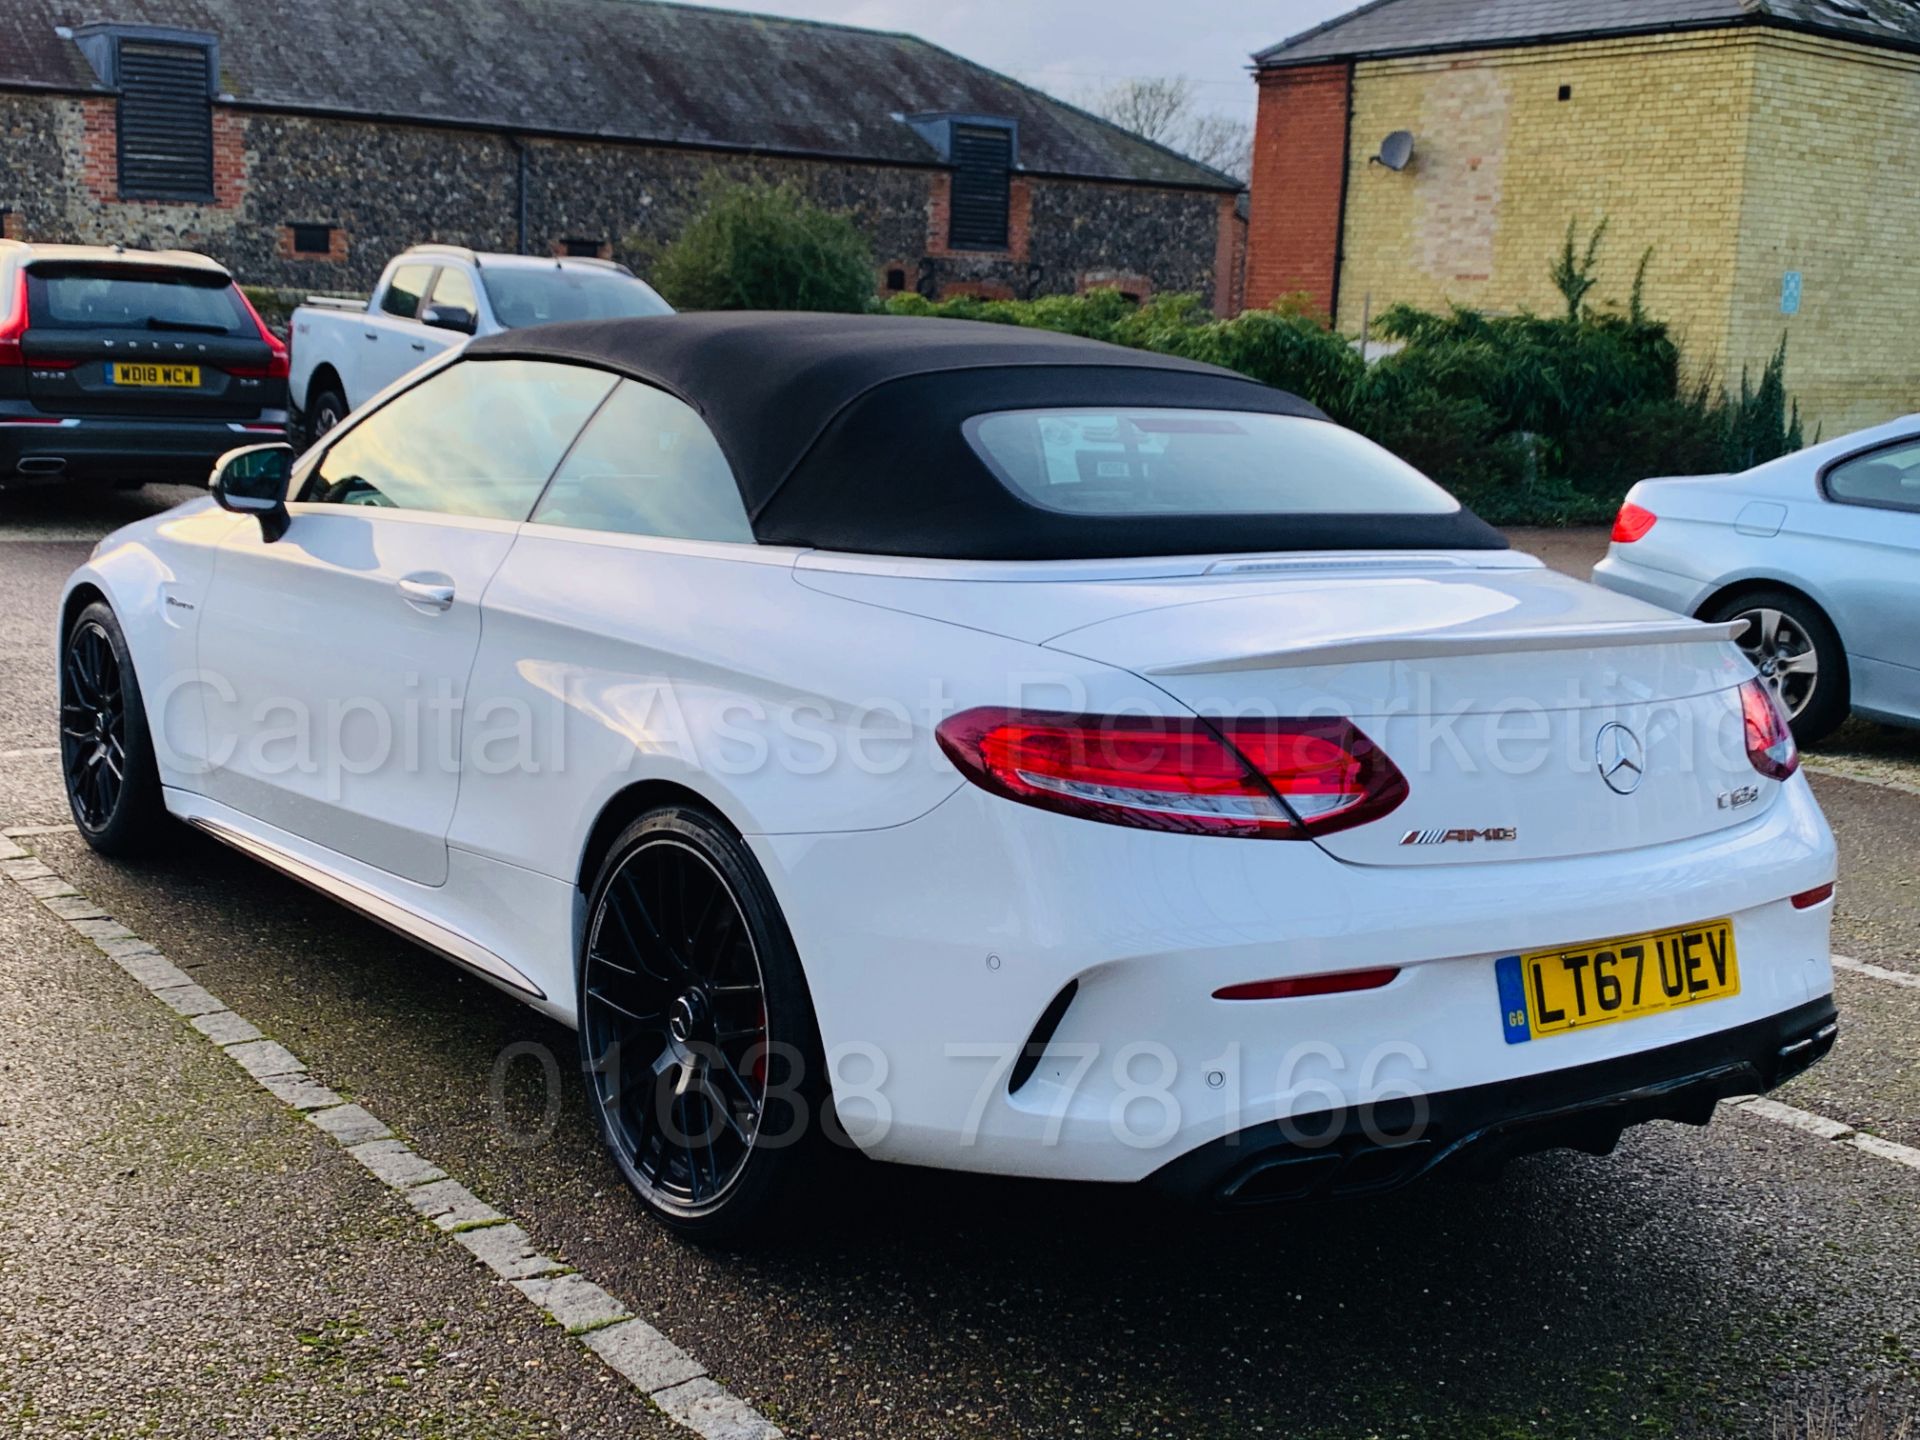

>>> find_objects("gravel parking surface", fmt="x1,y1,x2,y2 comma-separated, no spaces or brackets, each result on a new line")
2,497,1914,1438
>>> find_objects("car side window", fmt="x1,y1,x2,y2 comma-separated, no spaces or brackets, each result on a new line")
1826,439,1920,514
381,264,433,320
530,380,753,543
300,359,616,520
428,265,479,316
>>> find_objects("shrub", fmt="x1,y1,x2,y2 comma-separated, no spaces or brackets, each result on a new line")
882,223,1808,526
653,182,875,313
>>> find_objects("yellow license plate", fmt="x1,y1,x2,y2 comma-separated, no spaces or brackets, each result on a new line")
1495,920,1738,1043
109,362,199,388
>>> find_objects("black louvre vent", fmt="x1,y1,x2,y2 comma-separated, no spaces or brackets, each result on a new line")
117,41,213,201
948,124,1012,251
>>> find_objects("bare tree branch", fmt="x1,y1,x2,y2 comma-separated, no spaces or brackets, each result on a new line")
1077,75,1251,182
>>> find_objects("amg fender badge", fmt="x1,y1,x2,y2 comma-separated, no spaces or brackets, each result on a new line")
1400,827,1519,847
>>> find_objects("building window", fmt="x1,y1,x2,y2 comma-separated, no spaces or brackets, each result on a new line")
1557,84,1572,101
289,223,335,257
562,238,607,258
885,267,908,292
949,123,1014,251
115,39,215,201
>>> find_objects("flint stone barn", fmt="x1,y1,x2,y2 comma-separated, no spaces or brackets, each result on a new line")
0,0,1245,310
1246,0,1920,431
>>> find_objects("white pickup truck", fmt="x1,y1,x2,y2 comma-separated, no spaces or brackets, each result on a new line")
288,245,671,441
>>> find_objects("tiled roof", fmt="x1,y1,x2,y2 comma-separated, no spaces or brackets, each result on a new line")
1257,0,1920,67
0,0,1239,190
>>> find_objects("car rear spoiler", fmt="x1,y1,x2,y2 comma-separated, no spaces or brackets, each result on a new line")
1146,619,1746,676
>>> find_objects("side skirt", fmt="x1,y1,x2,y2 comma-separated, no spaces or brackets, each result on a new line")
183,813,547,1002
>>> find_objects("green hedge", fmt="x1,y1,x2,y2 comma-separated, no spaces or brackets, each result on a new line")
886,229,1804,527
652,182,874,314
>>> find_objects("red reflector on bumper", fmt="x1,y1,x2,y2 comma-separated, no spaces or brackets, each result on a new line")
1213,967,1400,1001
1790,883,1835,910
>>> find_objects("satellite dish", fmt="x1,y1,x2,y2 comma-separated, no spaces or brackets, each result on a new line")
1374,130,1415,171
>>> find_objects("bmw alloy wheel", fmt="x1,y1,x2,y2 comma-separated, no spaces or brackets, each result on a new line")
1732,606,1819,721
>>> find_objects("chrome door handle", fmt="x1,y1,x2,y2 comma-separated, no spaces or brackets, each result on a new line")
397,577,454,612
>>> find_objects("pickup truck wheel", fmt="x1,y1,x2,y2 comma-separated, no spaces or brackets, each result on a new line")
306,387,348,447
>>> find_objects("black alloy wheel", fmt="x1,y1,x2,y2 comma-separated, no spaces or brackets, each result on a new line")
578,808,825,1241
59,602,166,854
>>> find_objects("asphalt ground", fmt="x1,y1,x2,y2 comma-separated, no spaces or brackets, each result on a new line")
1,490,1915,1439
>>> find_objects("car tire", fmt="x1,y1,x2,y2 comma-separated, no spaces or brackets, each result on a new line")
305,386,348,448
576,805,830,1245
1704,588,1849,745
60,601,169,855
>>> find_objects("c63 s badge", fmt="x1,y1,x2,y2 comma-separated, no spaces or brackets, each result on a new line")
1400,827,1518,847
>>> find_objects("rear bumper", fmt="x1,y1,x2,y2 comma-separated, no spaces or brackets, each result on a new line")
0,412,289,486
1149,995,1838,1205
755,775,1836,1183
1590,548,1713,616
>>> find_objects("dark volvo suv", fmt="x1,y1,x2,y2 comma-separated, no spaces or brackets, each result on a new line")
0,241,289,490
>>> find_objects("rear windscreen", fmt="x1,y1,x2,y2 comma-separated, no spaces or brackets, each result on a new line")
964,408,1459,517
481,267,672,328
27,268,248,334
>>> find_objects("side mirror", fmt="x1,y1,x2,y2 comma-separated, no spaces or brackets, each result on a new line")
210,442,295,542
420,303,476,335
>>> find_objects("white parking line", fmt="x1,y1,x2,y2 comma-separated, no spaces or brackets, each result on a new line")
1727,1095,1920,1173
1802,755,1920,799
1833,954,1920,990
0,835,785,1440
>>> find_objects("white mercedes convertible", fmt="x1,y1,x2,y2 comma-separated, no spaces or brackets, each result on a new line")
60,314,1837,1240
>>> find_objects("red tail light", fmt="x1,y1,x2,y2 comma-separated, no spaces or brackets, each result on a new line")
1740,678,1799,781
1611,502,1658,544
1213,967,1400,1001
229,286,290,380
0,270,28,369
934,709,1408,840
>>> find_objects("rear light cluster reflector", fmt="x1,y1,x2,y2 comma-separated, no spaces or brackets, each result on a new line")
1790,882,1834,910
1611,502,1658,544
934,708,1409,840
1213,967,1401,1001
1739,679,1800,781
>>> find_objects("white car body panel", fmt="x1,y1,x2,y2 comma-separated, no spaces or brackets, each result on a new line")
196,504,520,887
1592,414,1920,728
62,427,1838,1188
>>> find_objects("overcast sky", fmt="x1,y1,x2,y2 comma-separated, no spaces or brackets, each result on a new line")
681,0,1358,121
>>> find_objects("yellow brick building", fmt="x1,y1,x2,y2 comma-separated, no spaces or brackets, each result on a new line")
1247,0,1920,434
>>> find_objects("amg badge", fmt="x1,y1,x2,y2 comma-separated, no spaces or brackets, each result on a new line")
1400,827,1519,847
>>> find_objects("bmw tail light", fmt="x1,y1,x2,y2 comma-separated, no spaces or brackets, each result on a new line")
1740,678,1799,781
934,709,1407,840
229,286,291,380
1611,502,1658,544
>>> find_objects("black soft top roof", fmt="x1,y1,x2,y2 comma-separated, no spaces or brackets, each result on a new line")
468,312,1506,560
